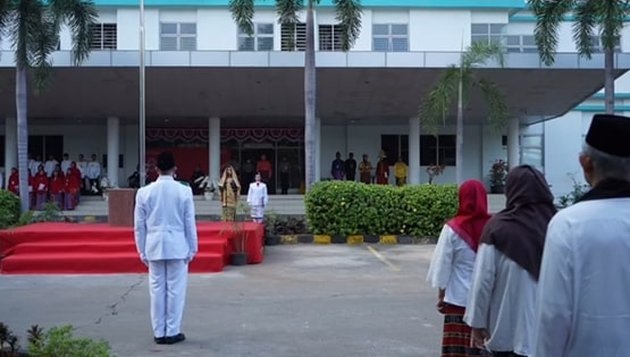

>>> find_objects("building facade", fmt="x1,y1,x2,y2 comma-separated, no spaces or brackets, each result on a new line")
1,0,629,197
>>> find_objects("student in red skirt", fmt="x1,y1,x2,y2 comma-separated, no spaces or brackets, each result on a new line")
427,180,491,357
64,165,81,210
49,165,66,209
7,167,19,195
33,165,49,210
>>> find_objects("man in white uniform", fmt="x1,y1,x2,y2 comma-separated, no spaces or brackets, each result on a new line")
60,153,72,174
464,166,556,357
247,172,269,223
85,154,101,194
29,155,42,178
77,154,88,193
134,152,198,345
532,114,630,357
44,155,58,178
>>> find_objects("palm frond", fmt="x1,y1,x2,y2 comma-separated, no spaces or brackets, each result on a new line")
529,0,576,66
51,0,97,65
0,0,11,43
28,9,57,92
332,0,362,51
229,0,255,36
419,65,460,134
463,40,505,68
11,0,43,69
477,78,509,131
598,0,625,52
573,0,597,58
276,0,303,25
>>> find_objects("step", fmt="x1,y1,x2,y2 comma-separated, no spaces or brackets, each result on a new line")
0,252,224,274
8,240,228,256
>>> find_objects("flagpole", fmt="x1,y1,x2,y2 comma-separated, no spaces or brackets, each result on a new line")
139,0,146,187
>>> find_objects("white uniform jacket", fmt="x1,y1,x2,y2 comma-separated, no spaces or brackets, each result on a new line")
247,182,269,207
134,175,198,262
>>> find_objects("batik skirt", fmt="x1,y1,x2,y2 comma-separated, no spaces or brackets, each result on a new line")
442,303,490,357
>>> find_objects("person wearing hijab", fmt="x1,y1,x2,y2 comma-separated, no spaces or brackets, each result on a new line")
218,166,241,221
464,165,556,357
33,164,50,210
427,180,492,357
247,172,269,223
49,165,66,209
532,114,630,357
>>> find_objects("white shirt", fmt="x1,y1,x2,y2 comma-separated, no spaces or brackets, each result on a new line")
247,182,269,207
60,160,72,174
44,160,58,177
532,198,630,357
29,160,41,177
134,175,198,261
86,161,101,179
426,224,477,307
77,160,88,178
464,243,538,356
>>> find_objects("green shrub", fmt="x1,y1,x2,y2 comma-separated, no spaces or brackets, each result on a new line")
28,325,111,357
0,190,20,229
305,181,458,237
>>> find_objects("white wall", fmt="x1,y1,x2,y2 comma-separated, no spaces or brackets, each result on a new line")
410,10,471,51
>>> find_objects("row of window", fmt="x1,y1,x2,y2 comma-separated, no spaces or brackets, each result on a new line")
381,134,544,170
87,22,620,53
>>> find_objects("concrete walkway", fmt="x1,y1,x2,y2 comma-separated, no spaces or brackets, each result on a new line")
64,194,507,218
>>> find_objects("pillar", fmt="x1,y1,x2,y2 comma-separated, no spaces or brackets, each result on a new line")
209,117,221,184
315,117,321,182
107,117,120,187
507,117,520,169
4,117,16,188
408,116,421,185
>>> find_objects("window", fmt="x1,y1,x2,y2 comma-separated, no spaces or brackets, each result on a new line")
28,136,63,162
420,135,456,166
319,24,343,51
590,35,621,53
90,23,117,50
506,35,537,53
281,23,306,51
160,23,197,51
520,134,544,172
373,24,408,52
238,23,274,51
380,135,409,166
471,23,505,45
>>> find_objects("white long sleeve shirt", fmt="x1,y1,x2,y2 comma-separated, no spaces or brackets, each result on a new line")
44,160,58,177
247,182,268,207
426,224,477,307
464,243,538,356
86,161,101,179
134,175,198,262
60,160,72,174
532,198,630,357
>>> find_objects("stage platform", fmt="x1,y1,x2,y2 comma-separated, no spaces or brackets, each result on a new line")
0,222,264,274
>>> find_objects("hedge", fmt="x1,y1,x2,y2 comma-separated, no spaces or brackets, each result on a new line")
305,181,458,237
0,190,20,229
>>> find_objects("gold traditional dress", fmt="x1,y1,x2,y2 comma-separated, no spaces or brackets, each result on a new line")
218,169,241,221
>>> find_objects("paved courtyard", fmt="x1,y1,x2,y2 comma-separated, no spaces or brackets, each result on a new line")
0,245,444,356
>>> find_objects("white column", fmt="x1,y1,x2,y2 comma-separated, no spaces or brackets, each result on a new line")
4,117,17,188
507,117,520,169
208,117,221,184
315,117,321,182
107,117,120,187
408,116,421,185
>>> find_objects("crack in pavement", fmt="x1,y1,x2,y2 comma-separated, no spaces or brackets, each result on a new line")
89,276,146,327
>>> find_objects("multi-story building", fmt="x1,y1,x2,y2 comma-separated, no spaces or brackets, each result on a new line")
1,0,629,197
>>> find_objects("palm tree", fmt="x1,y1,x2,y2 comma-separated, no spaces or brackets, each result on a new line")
419,41,509,185
229,0,361,191
0,0,96,213
530,0,626,114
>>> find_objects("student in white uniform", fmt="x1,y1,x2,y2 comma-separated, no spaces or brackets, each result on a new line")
532,114,630,357
134,152,198,345
85,154,102,193
77,154,88,192
29,155,42,178
247,172,269,223
427,179,491,357
60,153,72,174
44,155,58,177
464,166,556,357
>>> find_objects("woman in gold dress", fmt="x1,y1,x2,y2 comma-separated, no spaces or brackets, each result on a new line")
218,166,241,221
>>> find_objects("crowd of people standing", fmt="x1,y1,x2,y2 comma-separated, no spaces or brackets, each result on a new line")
427,114,630,356
330,150,409,186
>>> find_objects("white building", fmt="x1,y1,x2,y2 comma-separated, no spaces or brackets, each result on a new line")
1,0,629,197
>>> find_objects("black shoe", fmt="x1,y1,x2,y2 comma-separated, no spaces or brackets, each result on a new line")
154,336,167,344
165,333,186,345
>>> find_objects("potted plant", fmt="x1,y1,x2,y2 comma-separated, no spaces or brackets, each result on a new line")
489,159,508,193
426,164,445,184
195,176,216,200
227,201,250,266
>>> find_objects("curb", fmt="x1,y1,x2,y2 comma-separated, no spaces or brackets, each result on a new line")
266,234,437,246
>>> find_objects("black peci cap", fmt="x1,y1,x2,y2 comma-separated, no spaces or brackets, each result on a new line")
585,114,630,157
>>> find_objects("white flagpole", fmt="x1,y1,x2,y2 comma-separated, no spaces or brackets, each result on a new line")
139,0,146,187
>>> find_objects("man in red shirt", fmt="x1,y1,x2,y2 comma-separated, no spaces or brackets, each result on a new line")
256,154,273,194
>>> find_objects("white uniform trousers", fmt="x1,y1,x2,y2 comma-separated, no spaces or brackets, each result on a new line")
148,259,188,338
250,205,264,222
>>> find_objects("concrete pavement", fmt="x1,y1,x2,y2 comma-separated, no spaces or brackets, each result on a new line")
0,245,444,357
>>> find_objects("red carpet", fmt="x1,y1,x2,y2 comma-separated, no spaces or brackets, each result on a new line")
0,222,264,274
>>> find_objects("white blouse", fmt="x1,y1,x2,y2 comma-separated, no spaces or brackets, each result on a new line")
426,224,477,308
